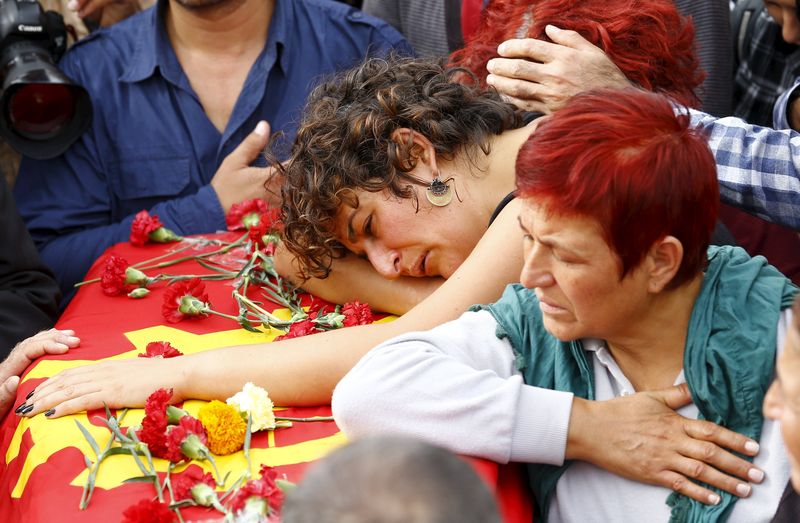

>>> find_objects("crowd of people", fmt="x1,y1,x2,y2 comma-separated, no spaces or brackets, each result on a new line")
1,0,799,521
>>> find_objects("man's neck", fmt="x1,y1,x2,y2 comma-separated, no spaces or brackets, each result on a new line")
165,0,273,57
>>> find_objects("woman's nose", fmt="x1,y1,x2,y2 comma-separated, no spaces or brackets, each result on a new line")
520,245,555,289
782,13,800,45
364,242,401,279
763,380,783,421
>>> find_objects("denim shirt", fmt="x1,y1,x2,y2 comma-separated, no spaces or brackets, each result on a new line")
13,0,411,300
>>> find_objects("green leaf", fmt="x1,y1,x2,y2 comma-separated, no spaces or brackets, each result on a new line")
169,500,197,510
123,475,158,484
75,420,100,457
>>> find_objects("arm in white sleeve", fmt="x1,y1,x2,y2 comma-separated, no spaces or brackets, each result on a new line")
332,309,574,465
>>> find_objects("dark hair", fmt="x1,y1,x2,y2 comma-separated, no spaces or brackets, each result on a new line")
516,88,718,287
278,55,522,279
281,436,501,523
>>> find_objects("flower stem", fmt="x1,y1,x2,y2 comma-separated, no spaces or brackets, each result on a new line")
273,416,334,422
203,308,244,322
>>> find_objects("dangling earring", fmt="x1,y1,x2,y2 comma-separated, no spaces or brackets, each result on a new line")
426,176,455,207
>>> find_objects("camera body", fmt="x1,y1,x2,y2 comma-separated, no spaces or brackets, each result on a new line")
0,0,91,159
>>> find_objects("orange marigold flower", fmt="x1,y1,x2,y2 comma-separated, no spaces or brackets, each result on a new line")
198,400,246,455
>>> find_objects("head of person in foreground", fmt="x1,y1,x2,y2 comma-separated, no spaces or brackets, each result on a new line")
281,436,501,523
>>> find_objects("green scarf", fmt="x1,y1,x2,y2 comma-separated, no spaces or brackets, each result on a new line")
472,246,798,522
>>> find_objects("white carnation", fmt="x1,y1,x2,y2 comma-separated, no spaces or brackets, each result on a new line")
226,382,276,431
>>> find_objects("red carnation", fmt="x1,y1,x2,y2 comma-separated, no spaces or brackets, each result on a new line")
138,388,173,459
166,415,209,462
342,301,373,327
161,278,210,323
226,198,269,231
139,341,183,359
171,465,215,502
230,466,284,515
274,319,318,341
100,255,130,296
130,210,165,246
122,499,175,523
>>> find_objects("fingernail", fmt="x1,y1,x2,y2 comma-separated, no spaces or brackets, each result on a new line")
14,403,28,414
748,468,765,483
736,483,751,497
66,336,80,343
744,440,760,453
487,59,496,70
254,121,268,136
546,24,561,33
67,0,78,10
25,390,34,400
486,74,496,86
44,409,55,417
20,405,34,415
708,493,721,505
497,43,507,54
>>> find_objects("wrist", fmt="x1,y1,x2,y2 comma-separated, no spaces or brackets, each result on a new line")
565,396,592,461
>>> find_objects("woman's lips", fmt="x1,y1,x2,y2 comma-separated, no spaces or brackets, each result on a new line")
537,296,566,314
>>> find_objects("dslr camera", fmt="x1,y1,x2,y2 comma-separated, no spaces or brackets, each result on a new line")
0,0,91,159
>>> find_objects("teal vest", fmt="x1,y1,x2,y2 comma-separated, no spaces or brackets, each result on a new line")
472,246,798,522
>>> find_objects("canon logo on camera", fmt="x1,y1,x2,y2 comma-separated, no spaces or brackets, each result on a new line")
17,24,42,32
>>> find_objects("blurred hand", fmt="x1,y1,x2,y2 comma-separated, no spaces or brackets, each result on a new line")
211,121,281,212
568,383,764,505
67,0,144,27
486,24,631,113
1,329,80,417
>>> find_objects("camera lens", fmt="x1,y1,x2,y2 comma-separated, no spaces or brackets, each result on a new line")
7,83,75,138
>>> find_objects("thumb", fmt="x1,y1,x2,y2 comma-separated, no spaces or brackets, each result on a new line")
544,24,598,52
228,121,271,167
0,375,19,418
648,383,693,410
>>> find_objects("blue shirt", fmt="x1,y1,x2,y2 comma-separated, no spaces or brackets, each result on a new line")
690,108,800,231
14,0,412,300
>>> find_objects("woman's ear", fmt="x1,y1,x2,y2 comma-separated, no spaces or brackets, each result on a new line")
390,128,438,176
646,236,683,293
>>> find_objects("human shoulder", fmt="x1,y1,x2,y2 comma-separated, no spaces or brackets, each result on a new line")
59,8,151,73
286,0,409,48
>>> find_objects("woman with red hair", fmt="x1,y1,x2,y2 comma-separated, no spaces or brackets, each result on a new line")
451,0,703,111
334,88,798,521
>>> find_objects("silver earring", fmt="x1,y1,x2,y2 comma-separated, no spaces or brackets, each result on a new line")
426,176,454,207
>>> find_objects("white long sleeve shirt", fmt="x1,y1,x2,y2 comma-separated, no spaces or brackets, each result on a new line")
333,309,793,522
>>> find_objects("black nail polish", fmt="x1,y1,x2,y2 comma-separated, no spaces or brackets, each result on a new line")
20,405,33,415
14,403,28,414
44,409,55,417
25,391,34,400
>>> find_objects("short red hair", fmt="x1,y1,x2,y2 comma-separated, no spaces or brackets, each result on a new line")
450,0,703,108
516,89,718,287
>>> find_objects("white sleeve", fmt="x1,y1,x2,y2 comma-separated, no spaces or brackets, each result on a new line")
332,309,574,465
